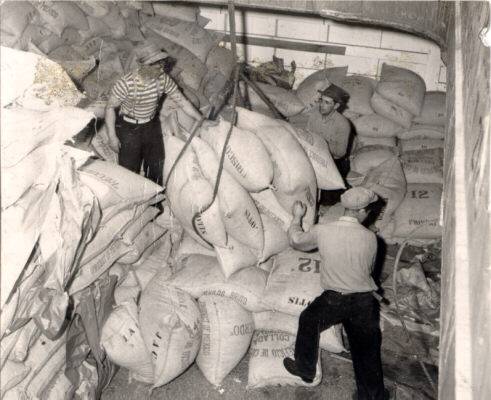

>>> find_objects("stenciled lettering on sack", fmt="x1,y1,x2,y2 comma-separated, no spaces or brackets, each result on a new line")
271,347,294,358
409,218,438,227
250,348,260,357
202,289,226,297
225,145,246,178
295,129,314,146
85,169,120,190
230,291,248,306
231,322,254,336
181,348,191,368
38,3,59,18
194,214,207,235
89,241,122,275
308,149,328,168
244,209,258,230
297,257,321,273
288,297,312,307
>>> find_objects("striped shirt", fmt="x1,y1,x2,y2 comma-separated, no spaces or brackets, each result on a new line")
110,72,178,120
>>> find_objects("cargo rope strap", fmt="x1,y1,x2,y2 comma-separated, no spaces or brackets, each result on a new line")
164,0,240,247
190,0,241,247
392,226,437,393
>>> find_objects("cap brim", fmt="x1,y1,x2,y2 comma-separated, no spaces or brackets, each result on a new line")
141,51,169,65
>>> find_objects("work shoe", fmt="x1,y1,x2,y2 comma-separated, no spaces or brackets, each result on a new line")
283,357,314,383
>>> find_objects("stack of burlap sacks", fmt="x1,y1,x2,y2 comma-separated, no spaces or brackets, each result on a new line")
299,63,445,245
1,46,98,399
348,64,445,244
101,247,347,390
99,107,348,390
0,1,235,120
0,47,174,398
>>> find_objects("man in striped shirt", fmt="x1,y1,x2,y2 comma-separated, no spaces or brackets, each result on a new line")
105,42,203,185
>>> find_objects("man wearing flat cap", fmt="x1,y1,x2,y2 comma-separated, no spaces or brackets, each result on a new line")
283,187,387,400
306,83,352,160
105,41,203,185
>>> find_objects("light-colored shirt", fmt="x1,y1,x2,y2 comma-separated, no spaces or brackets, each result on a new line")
288,216,378,293
307,109,351,159
110,72,178,120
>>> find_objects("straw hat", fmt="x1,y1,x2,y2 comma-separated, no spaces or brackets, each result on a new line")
136,42,169,65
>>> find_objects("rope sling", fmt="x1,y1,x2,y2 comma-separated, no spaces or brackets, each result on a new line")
163,0,241,247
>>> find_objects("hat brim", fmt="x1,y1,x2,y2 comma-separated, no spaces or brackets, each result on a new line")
140,51,169,65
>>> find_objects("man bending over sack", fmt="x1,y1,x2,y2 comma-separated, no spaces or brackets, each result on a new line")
105,42,203,185
283,187,387,400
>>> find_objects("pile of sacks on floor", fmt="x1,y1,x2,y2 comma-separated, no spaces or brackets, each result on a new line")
101,246,346,390
100,105,349,390
0,47,171,398
378,244,442,342
305,63,445,246
0,1,235,118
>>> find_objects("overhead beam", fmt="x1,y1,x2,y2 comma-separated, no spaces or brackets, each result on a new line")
219,34,346,55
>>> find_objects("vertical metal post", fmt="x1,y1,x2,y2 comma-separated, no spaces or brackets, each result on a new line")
228,0,240,125
228,0,238,62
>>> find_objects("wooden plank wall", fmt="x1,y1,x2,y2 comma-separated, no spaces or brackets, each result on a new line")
458,2,490,399
440,2,490,399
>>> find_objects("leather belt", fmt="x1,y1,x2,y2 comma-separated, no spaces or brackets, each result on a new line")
122,115,152,124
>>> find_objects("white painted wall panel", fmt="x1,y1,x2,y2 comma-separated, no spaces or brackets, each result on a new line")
201,5,447,90
199,7,225,31
381,29,435,53
277,16,328,42
326,54,379,77
233,43,275,65
328,21,382,48
225,11,276,36
275,48,326,70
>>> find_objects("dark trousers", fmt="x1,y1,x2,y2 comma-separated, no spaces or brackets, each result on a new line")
115,115,164,186
294,290,385,400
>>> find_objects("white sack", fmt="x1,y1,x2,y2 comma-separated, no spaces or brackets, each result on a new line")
199,118,274,192
248,330,322,388
253,311,345,353
264,249,324,316
139,276,201,388
397,124,445,140
339,75,376,115
401,148,444,184
287,125,345,190
376,63,426,116
393,184,442,239
371,91,413,129
101,301,154,383
169,255,270,312
191,137,265,252
413,91,446,126
353,113,403,138
197,295,254,386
